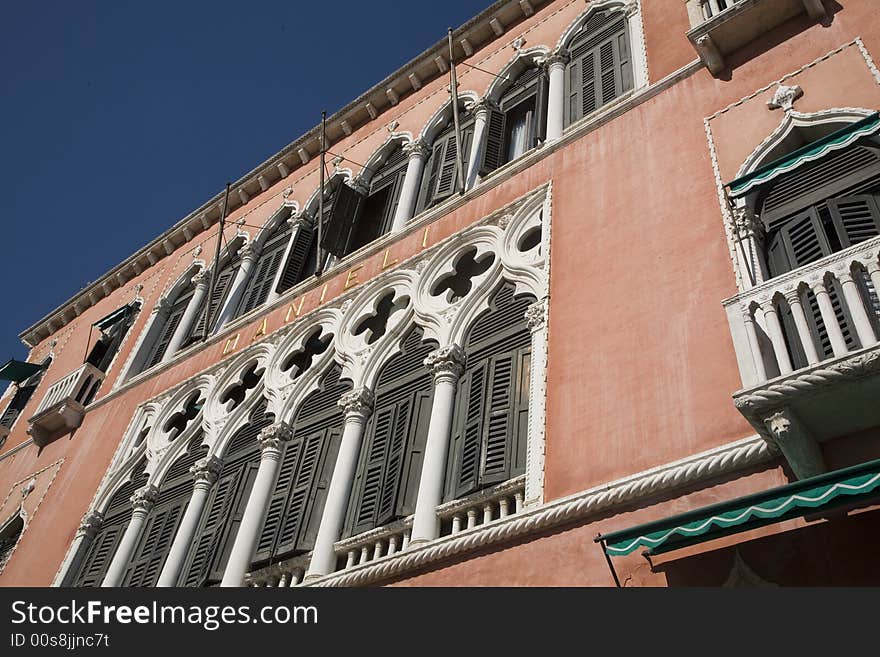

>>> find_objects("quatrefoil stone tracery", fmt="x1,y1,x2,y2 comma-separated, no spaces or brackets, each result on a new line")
219,362,264,411
353,291,410,345
282,327,333,379
431,247,495,303
164,392,204,442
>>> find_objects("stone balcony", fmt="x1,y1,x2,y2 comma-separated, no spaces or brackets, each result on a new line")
27,363,105,447
685,0,827,75
724,236,880,479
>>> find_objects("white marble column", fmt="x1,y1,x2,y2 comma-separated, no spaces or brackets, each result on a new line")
742,305,768,382
59,511,104,586
305,388,374,580
782,289,820,366
266,214,312,304
409,345,466,545
391,140,430,232
214,241,261,333
759,296,793,375
837,269,877,348
544,52,569,142
220,422,293,587
156,456,222,587
810,278,848,358
163,268,209,363
465,99,494,191
101,485,159,587
866,261,880,304
524,299,548,507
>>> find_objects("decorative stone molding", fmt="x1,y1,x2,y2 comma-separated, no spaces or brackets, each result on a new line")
763,408,825,479
424,345,466,382
403,138,430,160
338,388,375,420
307,435,778,587
75,511,104,540
190,267,209,287
130,485,159,512
767,84,803,112
190,456,223,485
731,206,764,238
525,299,547,333
258,422,293,453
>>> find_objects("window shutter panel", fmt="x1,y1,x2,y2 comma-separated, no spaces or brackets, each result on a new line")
0,382,39,429
321,184,365,258
276,224,315,293
778,208,833,270
145,298,188,368
532,72,549,146
123,504,183,587
617,28,634,93
827,195,880,248
238,246,285,316
453,363,487,498
183,472,235,587
397,388,432,516
191,265,237,339
417,140,445,213
480,354,516,485
74,521,126,587
581,50,598,118
765,231,793,278
350,404,396,535
276,428,329,553
479,108,507,176
254,438,302,561
433,133,460,201
209,463,258,582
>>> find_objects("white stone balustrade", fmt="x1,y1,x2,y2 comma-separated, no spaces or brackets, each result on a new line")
27,363,106,446
245,554,310,587
334,518,413,573
726,237,880,386
436,476,525,537
34,363,105,415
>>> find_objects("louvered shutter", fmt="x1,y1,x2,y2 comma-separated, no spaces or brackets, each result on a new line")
74,520,126,587
145,296,188,369
123,503,183,587
276,427,332,552
434,133,460,200
479,108,507,176
451,363,487,498
417,140,445,213
190,264,237,340
481,354,517,485
238,246,286,317
208,463,258,583
778,208,833,270
0,382,38,429
276,224,315,293
321,184,365,258
827,195,880,247
182,471,235,587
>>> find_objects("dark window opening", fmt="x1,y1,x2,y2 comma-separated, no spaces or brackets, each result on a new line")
0,358,50,432
416,112,476,213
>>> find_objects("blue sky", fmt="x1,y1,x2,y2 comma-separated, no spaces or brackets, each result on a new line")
0,0,491,360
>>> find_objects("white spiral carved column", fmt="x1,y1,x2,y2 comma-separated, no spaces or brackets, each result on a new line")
156,456,222,587
409,345,466,545
220,422,293,587
524,299,548,507
392,140,430,232
101,485,159,587
305,388,374,580
163,268,209,362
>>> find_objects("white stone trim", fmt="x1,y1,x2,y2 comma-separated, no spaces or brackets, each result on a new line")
307,434,777,586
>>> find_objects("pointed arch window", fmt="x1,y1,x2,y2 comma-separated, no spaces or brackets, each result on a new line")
564,8,633,127
480,66,549,176
445,283,533,501
344,327,435,537
235,220,292,318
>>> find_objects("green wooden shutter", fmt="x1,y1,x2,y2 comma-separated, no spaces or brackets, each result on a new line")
434,132,460,200
777,208,833,270
145,294,190,369
481,354,516,485
276,224,315,293
238,245,286,317
208,463,258,583
74,520,126,587
122,503,184,587
827,195,880,247
182,471,235,587
451,363,487,498
479,108,507,176
321,184,365,258
417,140,445,213
190,263,237,340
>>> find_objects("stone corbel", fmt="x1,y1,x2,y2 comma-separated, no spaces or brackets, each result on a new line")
802,0,827,20
695,34,724,75
763,407,826,480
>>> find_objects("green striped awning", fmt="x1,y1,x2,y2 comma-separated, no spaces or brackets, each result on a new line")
0,359,44,383
598,458,880,557
727,112,880,198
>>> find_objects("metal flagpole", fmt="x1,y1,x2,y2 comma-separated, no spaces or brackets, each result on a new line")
317,110,327,277
448,28,465,196
202,182,231,342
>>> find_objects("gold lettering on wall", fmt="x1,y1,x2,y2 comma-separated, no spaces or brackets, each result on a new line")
345,265,363,289
319,283,329,304
222,334,240,355
252,318,267,342
381,249,398,270
285,297,306,322
422,226,431,249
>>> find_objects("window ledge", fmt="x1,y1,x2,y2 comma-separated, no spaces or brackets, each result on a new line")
686,0,827,76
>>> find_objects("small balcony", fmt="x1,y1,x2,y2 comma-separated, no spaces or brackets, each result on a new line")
686,0,827,75
27,363,105,447
725,237,880,478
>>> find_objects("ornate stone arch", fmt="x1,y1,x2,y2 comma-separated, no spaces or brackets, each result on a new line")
335,269,417,391
302,168,356,219
497,190,548,300
353,131,414,191
247,199,299,255
418,90,480,145
485,46,551,105
265,306,343,421
555,0,648,90
208,388,276,462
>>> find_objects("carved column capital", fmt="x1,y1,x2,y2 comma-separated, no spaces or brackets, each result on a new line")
731,207,764,239
538,50,569,70
153,296,174,316
130,484,160,513
191,266,209,289
349,176,370,196
190,455,223,486
424,344,465,383
525,299,548,333
469,98,499,119
338,388,375,421
258,422,294,454
76,511,104,540
288,212,314,231
238,240,261,264
403,138,431,161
